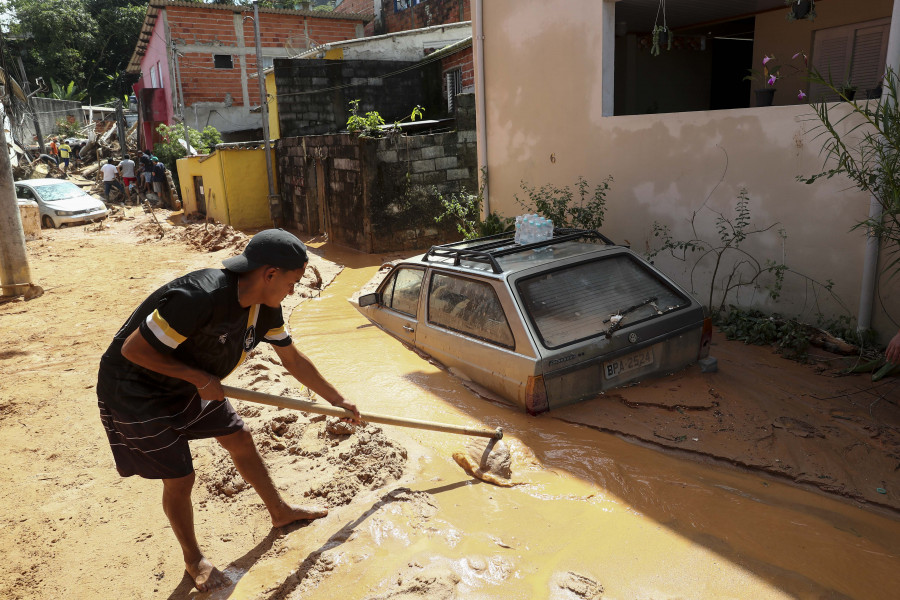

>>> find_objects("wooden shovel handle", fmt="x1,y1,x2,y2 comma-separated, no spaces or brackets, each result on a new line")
222,385,503,440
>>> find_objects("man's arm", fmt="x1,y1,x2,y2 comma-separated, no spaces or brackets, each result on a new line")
121,328,223,400
273,343,360,421
886,328,900,364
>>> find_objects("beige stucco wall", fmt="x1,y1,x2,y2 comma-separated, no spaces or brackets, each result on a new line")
477,0,899,341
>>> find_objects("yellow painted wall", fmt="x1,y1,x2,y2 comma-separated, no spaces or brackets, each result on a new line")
176,147,277,230
478,0,899,340
266,71,280,140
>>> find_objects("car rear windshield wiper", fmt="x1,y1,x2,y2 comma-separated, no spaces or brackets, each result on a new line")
603,296,657,338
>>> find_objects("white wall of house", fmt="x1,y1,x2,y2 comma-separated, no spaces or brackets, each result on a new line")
476,0,899,341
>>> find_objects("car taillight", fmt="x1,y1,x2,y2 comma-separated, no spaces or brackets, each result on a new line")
525,375,549,415
699,317,712,359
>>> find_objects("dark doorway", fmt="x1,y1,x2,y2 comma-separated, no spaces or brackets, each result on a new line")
193,176,206,215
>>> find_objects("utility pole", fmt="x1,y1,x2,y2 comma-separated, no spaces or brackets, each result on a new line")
115,99,128,159
253,1,281,226
0,101,36,298
16,56,44,154
172,42,193,155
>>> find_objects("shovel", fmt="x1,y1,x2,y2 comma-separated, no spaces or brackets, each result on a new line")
222,385,503,440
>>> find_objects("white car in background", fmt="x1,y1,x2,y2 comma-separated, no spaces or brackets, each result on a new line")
14,179,109,229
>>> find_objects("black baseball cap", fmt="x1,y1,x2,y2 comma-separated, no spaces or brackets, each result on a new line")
223,229,308,273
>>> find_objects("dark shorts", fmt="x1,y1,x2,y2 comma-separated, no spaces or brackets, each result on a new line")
98,395,244,479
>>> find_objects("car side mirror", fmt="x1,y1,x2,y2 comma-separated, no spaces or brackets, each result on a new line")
358,292,380,307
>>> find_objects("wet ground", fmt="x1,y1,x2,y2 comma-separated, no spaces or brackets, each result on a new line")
218,242,900,599
2,216,898,599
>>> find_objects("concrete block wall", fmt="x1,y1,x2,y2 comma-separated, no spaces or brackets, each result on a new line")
275,112,477,252
23,98,85,143
274,58,436,137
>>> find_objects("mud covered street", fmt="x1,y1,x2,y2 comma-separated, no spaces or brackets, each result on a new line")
2,214,900,599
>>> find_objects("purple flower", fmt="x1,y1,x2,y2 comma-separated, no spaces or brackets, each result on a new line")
763,55,774,65
768,74,777,86
798,90,807,100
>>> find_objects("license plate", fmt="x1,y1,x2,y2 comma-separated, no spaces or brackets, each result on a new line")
603,348,654,380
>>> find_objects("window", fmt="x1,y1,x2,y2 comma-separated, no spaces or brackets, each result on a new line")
395,0,423,12
809,18,890,102
15,186,33,200
445,68,462,111
517,255,689,349
381,268,424,316
428,273,514,348
214,54,234,69
149,64,159,88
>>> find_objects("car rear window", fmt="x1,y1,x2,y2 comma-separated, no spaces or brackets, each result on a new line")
34,184,82,201
517,254,691,349
428,273,515,348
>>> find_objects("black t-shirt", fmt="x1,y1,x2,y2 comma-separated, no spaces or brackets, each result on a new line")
152,162,166,182
98,268,292,416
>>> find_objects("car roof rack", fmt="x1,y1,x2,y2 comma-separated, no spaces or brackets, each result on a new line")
422,228,616,274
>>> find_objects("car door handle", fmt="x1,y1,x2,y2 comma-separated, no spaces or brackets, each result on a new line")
402,324,414,332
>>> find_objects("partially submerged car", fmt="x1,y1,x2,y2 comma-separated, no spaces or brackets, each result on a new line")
14,179,109,229
353,229,711,414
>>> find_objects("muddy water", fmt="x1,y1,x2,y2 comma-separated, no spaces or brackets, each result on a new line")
234,245,900,600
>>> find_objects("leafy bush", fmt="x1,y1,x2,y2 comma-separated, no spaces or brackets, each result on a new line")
717,307,812,359
153,123,222,171
434,169,514,239
514,175,612,231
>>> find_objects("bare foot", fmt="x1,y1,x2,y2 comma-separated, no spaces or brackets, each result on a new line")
185,557,231,592
271,503,328,528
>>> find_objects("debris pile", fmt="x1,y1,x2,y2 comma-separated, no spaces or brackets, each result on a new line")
176,221,251,253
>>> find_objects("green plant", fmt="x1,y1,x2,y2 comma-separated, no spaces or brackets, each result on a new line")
514,175,611,231
744,51,807,93
346,100,424,138
55,117,82,139
153,123,222,172
651,25,671,57
434,168,514,239
650,1,670,57
346,99,386,137
799,66,900,277
647,178,847,320
48,78,88,101
717,307,813,359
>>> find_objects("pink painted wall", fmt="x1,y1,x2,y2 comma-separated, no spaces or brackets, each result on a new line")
137,14,175,148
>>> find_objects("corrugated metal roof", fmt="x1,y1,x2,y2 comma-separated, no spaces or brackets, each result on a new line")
126,0,373,74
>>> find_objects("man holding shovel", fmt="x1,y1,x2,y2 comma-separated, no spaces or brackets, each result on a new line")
96,229,360,592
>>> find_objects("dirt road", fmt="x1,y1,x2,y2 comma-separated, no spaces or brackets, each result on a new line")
2,212,899,599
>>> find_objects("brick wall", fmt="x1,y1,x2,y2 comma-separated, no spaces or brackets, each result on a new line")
274,58,443,137
441,45,474,89
275,92,477,252
165,6,365,108
380,0,470,35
